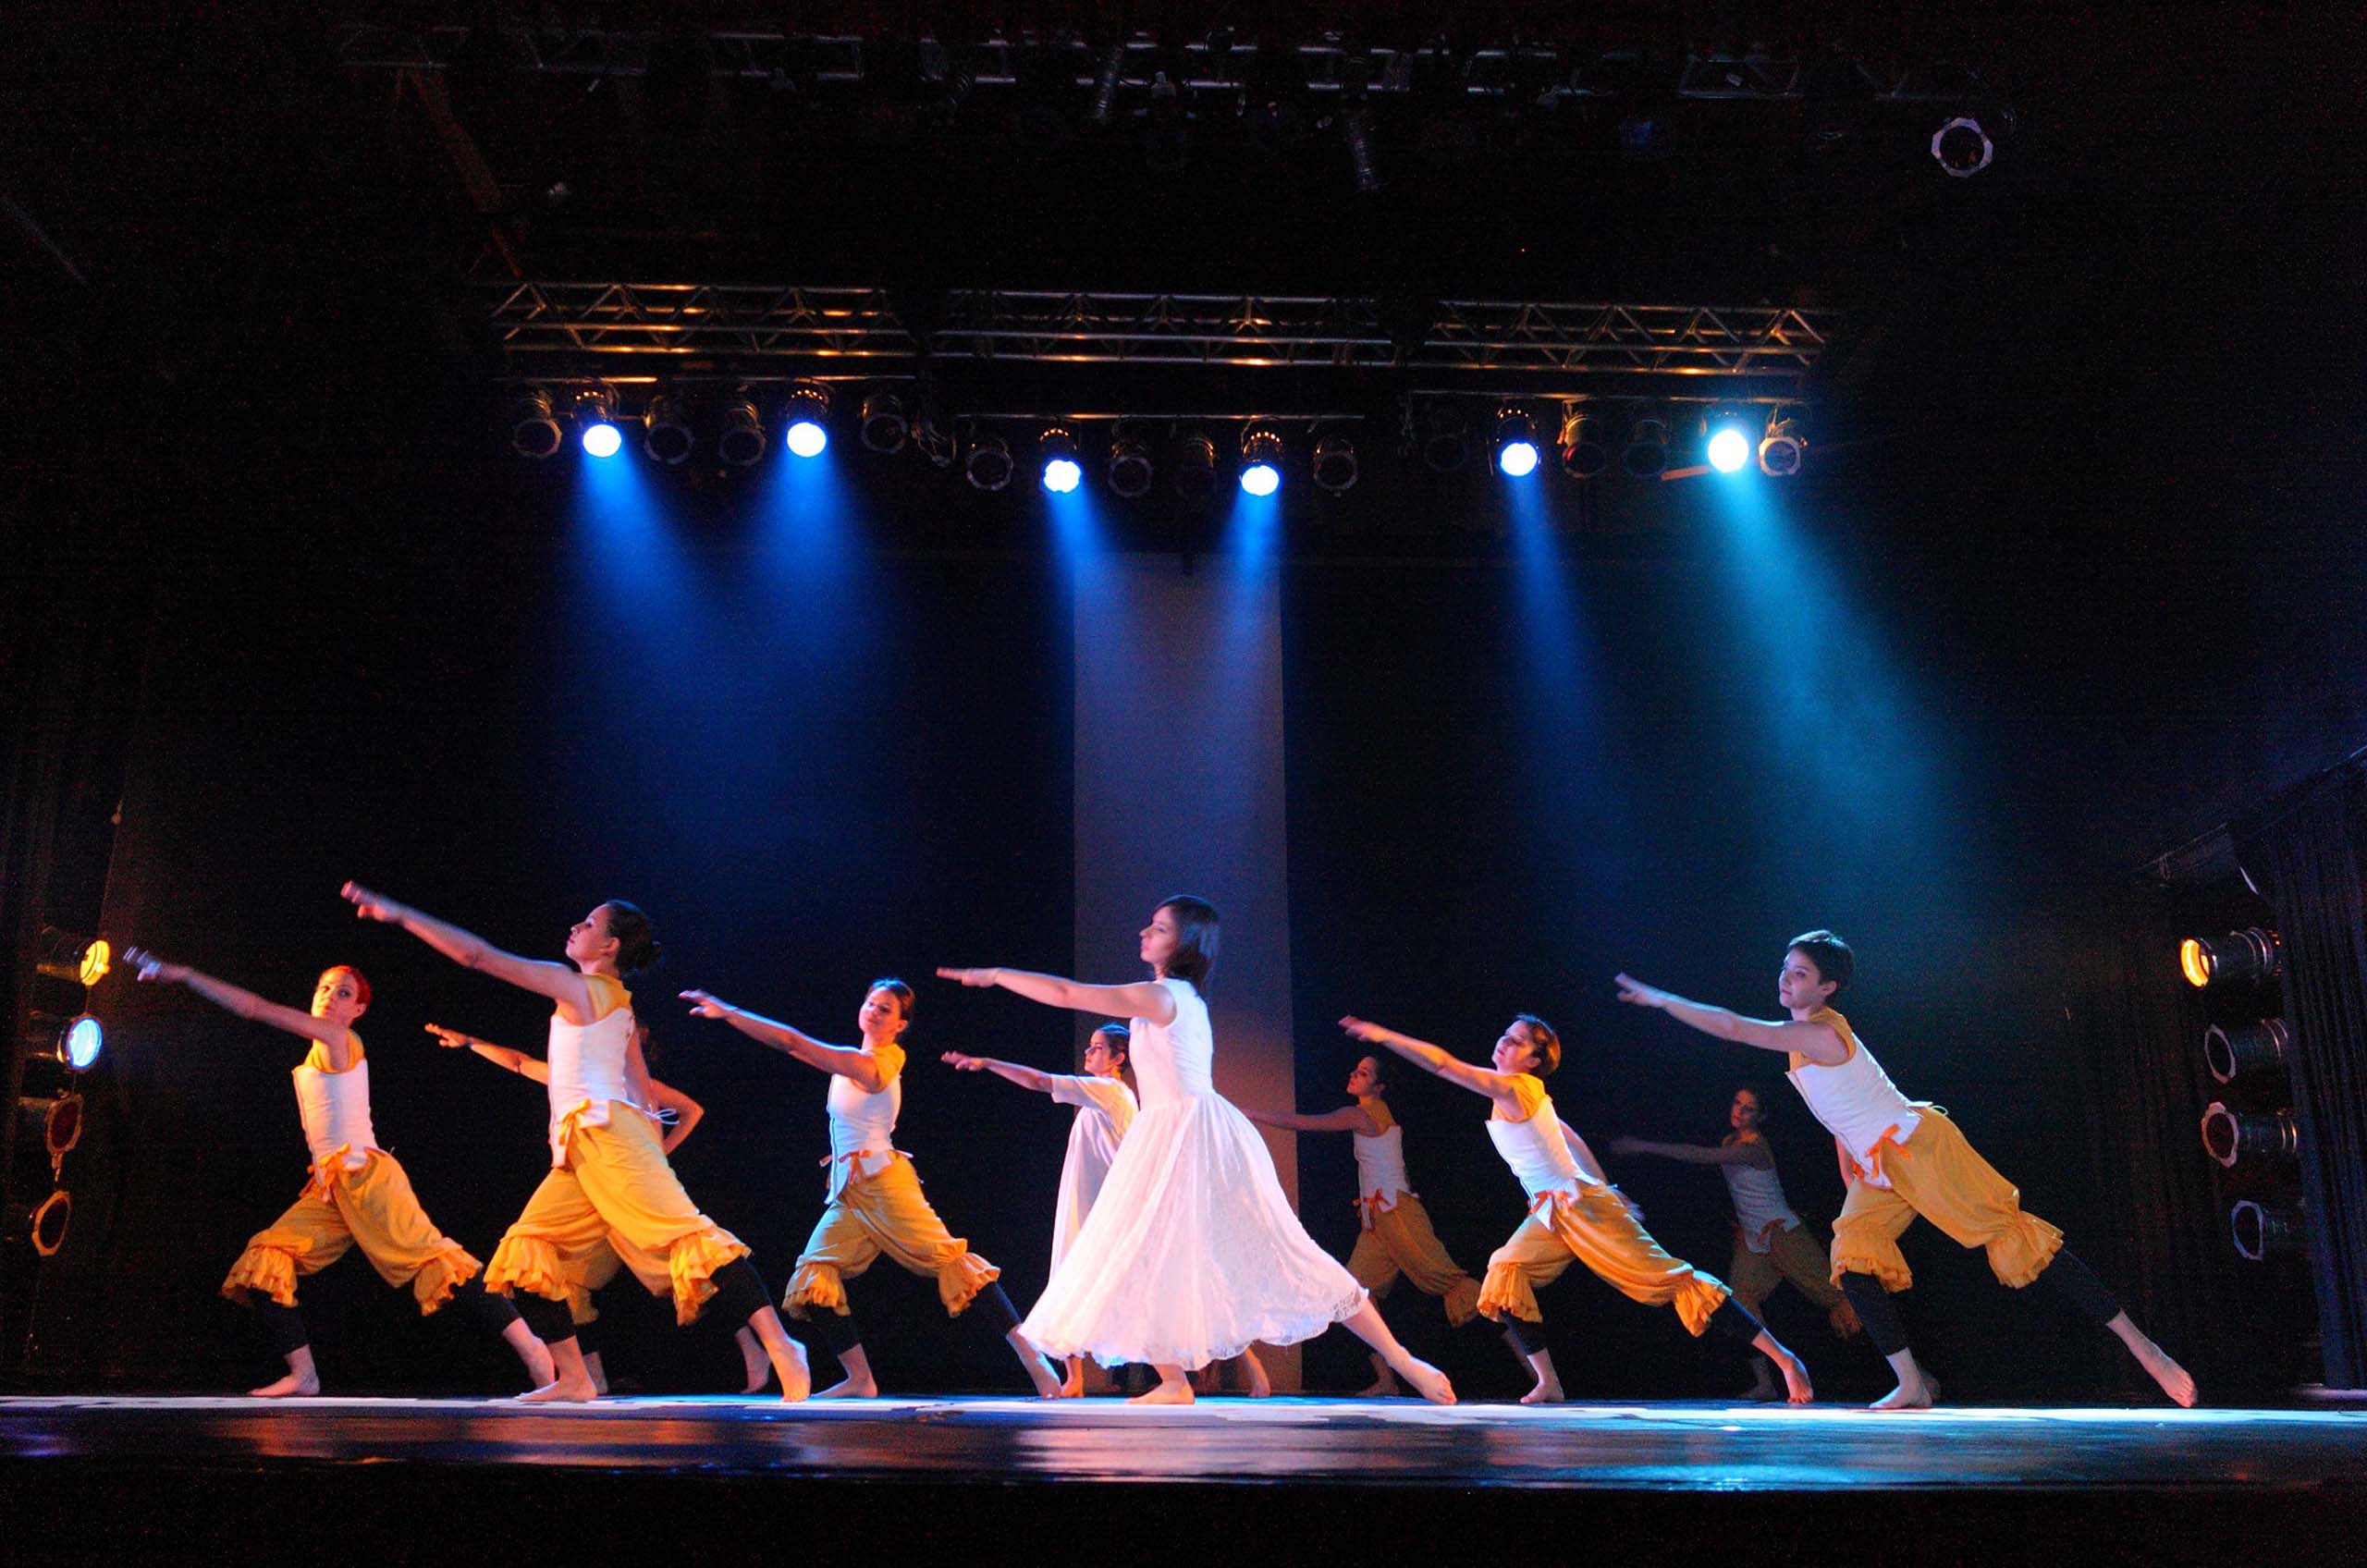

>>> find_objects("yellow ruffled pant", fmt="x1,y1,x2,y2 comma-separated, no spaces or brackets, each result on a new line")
484,1107,750,1326
1728,1222,1860,1337
221,1151,480,1315
784,1155,1000,1319
1829,1105,2064,1292
1347,1194,1482,1327
1478,1183,1730,1337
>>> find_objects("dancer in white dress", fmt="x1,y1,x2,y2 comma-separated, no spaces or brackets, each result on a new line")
943,1021,1138,1396
938,895,1455,1405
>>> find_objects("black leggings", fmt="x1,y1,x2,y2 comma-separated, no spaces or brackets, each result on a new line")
808,1281,1025,1359
512,1256,775,1347
1841,1245,2124,1358
251,1277,518,1358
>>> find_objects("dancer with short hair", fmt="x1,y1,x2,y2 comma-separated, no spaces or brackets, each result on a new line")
1341,1012,1814,1404
1615,930,2195,1409
340,883,810,1402
682,978,1065,1399
1242,1053,1485,1396
939,896,1454,1405
129,949,552,1397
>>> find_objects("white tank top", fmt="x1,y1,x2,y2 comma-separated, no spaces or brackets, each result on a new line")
291,1037,378,1179
1486,1082,1588,1202
1352,1098,1413,1223
1718,1138,1802,1250
546,983,638,1167
823,1043,904,1201
1784,1009,1921,1189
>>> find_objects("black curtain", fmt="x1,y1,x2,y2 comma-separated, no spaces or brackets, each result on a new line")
2252,768,2367,1390
2056,891,2252,1397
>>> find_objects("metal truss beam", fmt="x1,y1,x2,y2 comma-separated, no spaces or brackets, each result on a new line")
478,285,1838,402
334,27,1988,105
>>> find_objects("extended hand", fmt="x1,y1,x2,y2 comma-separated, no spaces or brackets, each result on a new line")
935,967,1001,988
125,947,187,985
679,989,731,1020
1613,973,1670,1009
941,1051,986,1071
341,881,401,923
424,1023,472,1049
1338,1015,1387,1043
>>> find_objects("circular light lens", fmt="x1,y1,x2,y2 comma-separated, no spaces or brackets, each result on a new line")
1042,458,1083,494
65,1015,104,1071
2178,938,2213,988
582,422,622,459
1498,441,1539,478
1240,462,1281,497
1707,428,1751,472
786,421,828,459
79,939,112,986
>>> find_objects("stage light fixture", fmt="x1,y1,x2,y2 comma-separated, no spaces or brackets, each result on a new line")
507,388,564,459
2203,1018,2290,1088
2229,1199,2302,1262
1174,431,1219,499
1622,414,1670,478
860,391,909,455
574,389,621,459
1311,435,1359,494
964,433,1014,492
1758,411,1809,477
1421,406,1469,472
1239,426,1284,497
1932,116,1994,178
783,384,831,459
1107,433,1156,498
1704,408,1754,474
716,398,767,468
3,1189,71,1258
2180,928,2281,989
642,395,693,465
1039,428,1084,494
36,930,109,987
2201,1102,2297,1170
1558,407,1610,480
15,1092,82,1169
1494,409,1540,478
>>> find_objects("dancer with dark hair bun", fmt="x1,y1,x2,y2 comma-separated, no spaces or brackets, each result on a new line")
682,979,1065,1399
340,884,809,1402
940,896,1454,1405
1617,930,2195,1409
128,948,552,1397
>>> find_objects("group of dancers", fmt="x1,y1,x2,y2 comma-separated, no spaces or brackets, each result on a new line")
128,889,2197,1410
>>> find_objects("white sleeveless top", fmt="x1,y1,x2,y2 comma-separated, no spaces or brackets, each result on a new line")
1784,1009,1921,1189
1718,1137,1802,1250
546,981,638,1167
823,1041,905,1202
292,1036,378,1179
1049,1072,1135,1177
1352,1098,1412,1224
1486,1078,1588,1202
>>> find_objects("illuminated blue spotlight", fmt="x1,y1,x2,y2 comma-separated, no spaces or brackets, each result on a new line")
1492,407,1540,478
1239,423,1285,496
779,381,833,459
1043,457,1083,493
1498,440,1539,478
786,420,829,459
582,420,622,459
1240,462,1281,497
65,1014,104,1071
1707,427,1751,473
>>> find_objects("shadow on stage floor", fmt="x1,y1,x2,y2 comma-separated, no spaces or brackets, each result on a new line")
5,1395,2362,1562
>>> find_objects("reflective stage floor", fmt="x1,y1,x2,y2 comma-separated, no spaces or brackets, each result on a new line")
5,1395,2363,1562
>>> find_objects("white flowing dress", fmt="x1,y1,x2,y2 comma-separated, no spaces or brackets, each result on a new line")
1018,977,1367,1368
1045,1073,1137,1276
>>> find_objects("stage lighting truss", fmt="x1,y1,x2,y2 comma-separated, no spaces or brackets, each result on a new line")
964,431,1014,492
2229,1199,2302,1263
1492,408,1540,477
507,386,564,459
1106,431,1156,498
2200,1101,2297,1170
2180,928,2281,989
3,1189,71,1258
860,390,909,454
573,386,621,457
1758,409,1809,476
1174,430,1219,499
716,397,767,467
782,382,831,458
1932,115,1994,178
641,394,693,464
1311,434,1359,493
2203,1018,2290,1089
1558,405,1611,479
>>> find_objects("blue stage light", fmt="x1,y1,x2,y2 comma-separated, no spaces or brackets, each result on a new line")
1499,441,1539,478
1493,408,1540,478
1239,425,1285,496
1044,457,1084,493
583,420,622,459
780,382,833,459
65,1014,104,1071
1707,427,1751,473
1038,426,1084,493
786,420,829,459
1240,462,1281,496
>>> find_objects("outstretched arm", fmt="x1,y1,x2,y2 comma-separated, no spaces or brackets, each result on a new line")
1610,1135,1775,1169
130,949,352,1066
941,1051,1057,1094
343,882,593,1020
1613,974,1846,1065
648,1077,705,1155
1240,1103,1382,1135
426,1023,552,1083
1338,1016,1528,1115
681,991,890,1094
936,967,1175,1026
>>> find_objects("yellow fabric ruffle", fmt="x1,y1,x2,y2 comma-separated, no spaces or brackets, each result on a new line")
662,1227,753,1326
1479,1185,1730,1337
408,1244,483,1316
485,1233,596,1320
221,1242,306,1309
1478,1259,1545,1324
784,1260,848,1317
1828,1106,2066,1292
933,1249,1000,1317
783,1154,1001,1320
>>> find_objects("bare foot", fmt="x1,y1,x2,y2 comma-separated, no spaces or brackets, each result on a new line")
516,1373,599,1403
1517,1376,1564,1406
1060,1365,1085,1400
1870,1373,1936,1410
737,1328,770,1395
1399,1358,1456,1406
774,1340,812,1403
521,1340,556,1390
1023,1354,1066,1399
1772,1350,1814,1405
1242,1352,1272,1400
1129,1379,1196,1405
2131,1338,2197,1408
815,1374,878,1400
249,1369,321,1399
